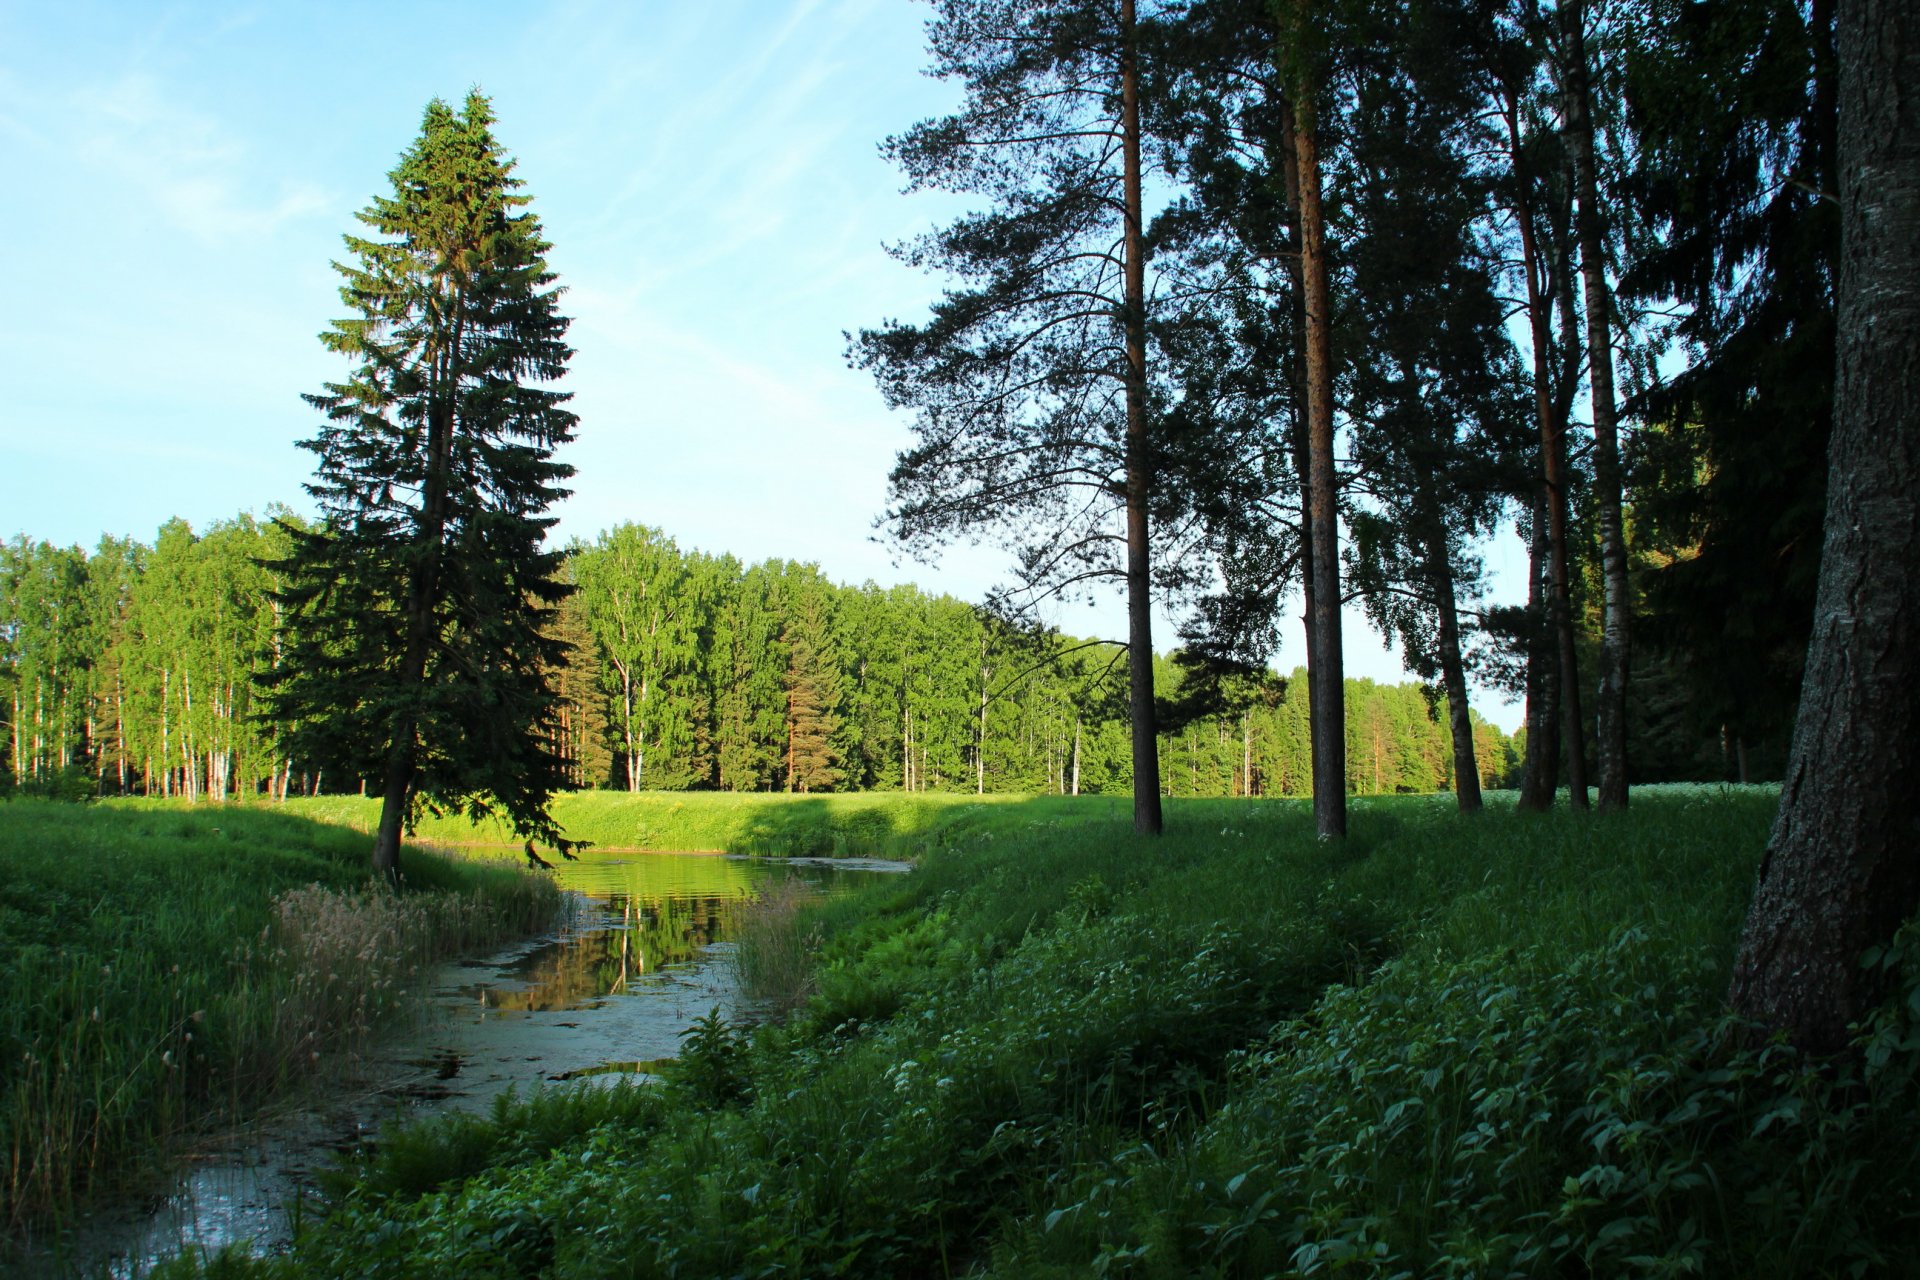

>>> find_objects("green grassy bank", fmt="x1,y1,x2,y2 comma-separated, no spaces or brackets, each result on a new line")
282,789,1119,858
160,787,1920,1276
0,800,561,1237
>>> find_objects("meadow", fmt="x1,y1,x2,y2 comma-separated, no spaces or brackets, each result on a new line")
278,789,1121,859
0,801,560,1238
141,785,1920,1278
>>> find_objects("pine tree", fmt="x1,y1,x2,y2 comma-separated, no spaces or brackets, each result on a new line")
854,0,1172,834
263,92,577,881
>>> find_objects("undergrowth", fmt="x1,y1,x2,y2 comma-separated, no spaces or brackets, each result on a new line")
148,787,1920,1277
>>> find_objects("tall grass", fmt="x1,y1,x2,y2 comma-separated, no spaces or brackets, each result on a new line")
730,877,823,1014
0,801,558,1234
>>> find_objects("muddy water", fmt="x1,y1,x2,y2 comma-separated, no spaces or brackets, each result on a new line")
26,853,906,1279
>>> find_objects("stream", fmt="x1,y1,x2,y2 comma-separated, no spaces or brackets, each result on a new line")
23,852,907,1279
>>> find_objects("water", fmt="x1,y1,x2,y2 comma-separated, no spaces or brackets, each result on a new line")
20,852,906,1278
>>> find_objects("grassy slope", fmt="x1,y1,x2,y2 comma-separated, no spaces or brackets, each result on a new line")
164,789,1920,1277
0,800,558,1235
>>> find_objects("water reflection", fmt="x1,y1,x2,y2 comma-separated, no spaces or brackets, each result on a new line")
22,852,905,1279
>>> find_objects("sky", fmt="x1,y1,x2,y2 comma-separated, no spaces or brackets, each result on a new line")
0,0,1528,730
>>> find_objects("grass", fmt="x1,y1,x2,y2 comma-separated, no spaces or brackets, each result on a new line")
0,799,560,1238
278,789,1127,858
119,786,1920,1275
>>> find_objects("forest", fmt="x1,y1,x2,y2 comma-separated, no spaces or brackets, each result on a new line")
0,519,1516,804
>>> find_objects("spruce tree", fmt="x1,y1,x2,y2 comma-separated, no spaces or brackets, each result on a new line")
264,92,577,881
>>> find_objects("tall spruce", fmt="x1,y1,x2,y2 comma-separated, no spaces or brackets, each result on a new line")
264,93,577,882
1622,0,1836,775
854,0,1171,835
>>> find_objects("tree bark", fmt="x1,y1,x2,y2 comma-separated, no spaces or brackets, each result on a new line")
1293,83,1347,840
1119,0,1164,836
1517,493,1561,810
1429,526,1482,813
1729,0,1920,1054
1558,0,1631,811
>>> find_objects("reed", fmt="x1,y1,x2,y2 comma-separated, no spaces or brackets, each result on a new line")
729,876,823,1014
0,801,560,1235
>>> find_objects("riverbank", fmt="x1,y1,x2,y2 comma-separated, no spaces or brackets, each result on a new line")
149,785,1920,1277
0,801,560,1246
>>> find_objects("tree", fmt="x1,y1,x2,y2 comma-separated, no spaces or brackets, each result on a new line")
1727,0,1920,1053
854,0,1173,835
1277,0,1349,838
1341,0,1520,815
1622,0,1836,777
264,92,577,881
1554,0,1633,810
572,525,703,791
1482,4,1592,811
776,568,845,793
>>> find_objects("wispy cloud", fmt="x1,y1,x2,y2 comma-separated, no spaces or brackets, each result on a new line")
15,68,334,243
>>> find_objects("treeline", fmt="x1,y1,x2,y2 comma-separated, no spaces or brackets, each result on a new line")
0,519,1512,800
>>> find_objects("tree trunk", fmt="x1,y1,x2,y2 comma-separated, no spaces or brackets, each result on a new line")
1548,201,1593,810
1072,718,1082,796
1728,0,1920,1053
1293,83,1347,840
1518,493,1561,809
1428,526,1482,813
373,301,460,881
372,727,414,886
976,654,988,795
1558,0,1631,811
1119,0,1163,836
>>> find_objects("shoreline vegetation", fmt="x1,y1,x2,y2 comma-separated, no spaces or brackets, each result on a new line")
36,785,1907,1278
0,801,561,1246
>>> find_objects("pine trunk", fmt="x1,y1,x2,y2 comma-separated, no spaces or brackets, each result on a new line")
1559,0,1632,811
1728,0,1920,1053
1294,87,1347,840
1119,0,1163,836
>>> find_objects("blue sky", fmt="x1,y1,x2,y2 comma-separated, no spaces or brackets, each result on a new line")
0,0,1525,728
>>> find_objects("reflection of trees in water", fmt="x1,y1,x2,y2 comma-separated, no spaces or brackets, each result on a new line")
477,894,746,1012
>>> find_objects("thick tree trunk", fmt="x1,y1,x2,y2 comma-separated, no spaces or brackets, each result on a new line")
1729,0,1920,1053
1119,0,1163,836
1558,0,1631,811
1294,92,1347,840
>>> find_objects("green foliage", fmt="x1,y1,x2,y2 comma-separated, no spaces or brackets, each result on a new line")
198,788,1920,1278
0,801,558,1232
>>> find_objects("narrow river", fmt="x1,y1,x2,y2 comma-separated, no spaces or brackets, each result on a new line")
26,852,907,1279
